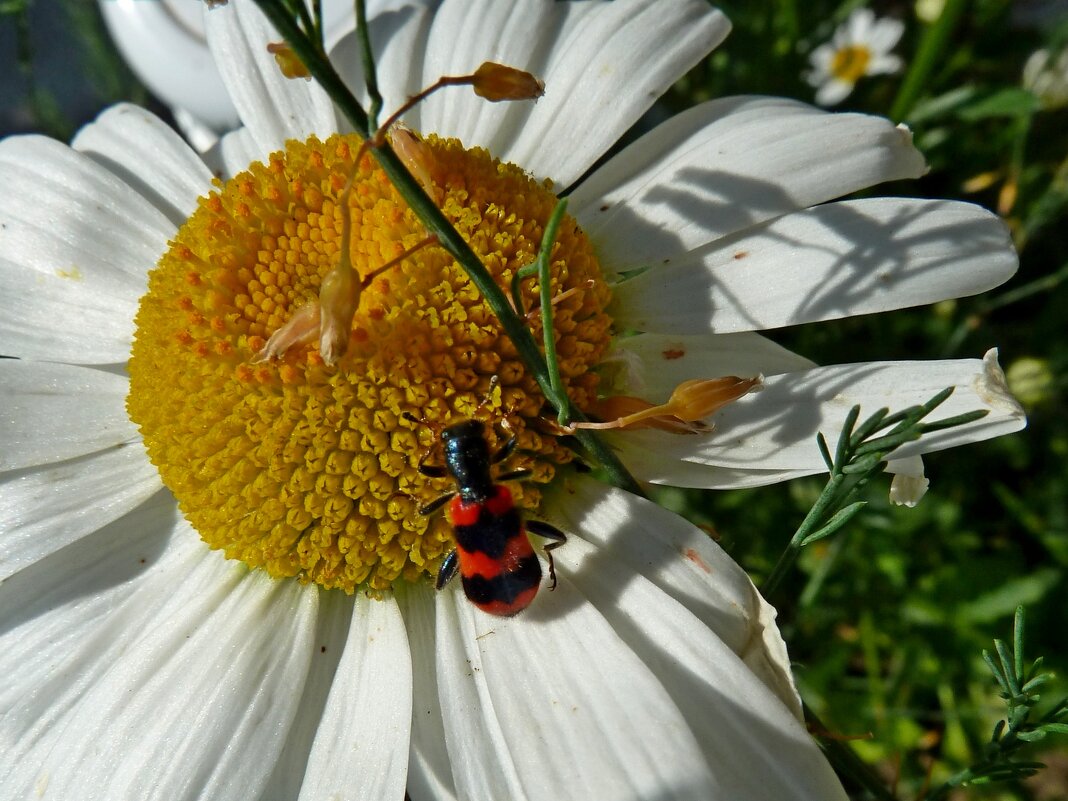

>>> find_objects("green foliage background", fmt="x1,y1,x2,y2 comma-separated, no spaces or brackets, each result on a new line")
666,1,1068,798
3,0,1065,798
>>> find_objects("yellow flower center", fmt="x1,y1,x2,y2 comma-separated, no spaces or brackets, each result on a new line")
127,133,612,593
830,45,872,83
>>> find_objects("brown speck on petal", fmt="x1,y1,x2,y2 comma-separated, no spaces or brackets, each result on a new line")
684,547,712,573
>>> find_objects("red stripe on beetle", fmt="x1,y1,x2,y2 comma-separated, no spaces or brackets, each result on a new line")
447,495,482,527
458,530,534,579
483,485,514,517
475,585,539,616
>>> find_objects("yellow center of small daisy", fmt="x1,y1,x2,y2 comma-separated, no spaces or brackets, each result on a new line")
830,45,872,83
127,132,612,593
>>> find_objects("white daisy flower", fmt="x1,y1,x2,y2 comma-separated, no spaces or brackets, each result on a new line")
0,1,1024,800
806,8,906,105
1023,46,1068,109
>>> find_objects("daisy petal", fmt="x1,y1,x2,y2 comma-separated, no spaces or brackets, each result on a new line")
296,594,412,801
218,125,264,178
71,103,214,227
868,54,904,75
572,97,926,272
329,3,438,126
1,529,319,801
204,1,337,162
401,583,460,801
815,79,854,106
0,442,160,580
629,353,1027,471
870,17,906,52
0,495,185,717
502,0,731,188
0,136,171,363
806,44,836,80
610,332,814,398
435,578,715,800
847,9,875,42
547,477,802,711
262,592,354,800
887,455,929,506
612,198,1017,334
0,361,136,471
613,442,816,488
0,507,190,794
552,520,846,799
413,0,558,158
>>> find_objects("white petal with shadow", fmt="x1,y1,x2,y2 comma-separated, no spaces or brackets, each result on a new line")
613,442,817,488
613,198,1017,334
296,594,412,801
609,332,813,399
72,103,214,227
204,1,337,162
548,520,847,799
0,136,171,363
329,3,437,131
463,0,729,189
628,357,1026,470
0,495,186,714
0,361,136,471
0,521,319,801
571,96,926,272
401,583,459,801
435,574,713,801
545,476,801,711
260,591,354,801
0,441,160,580
393,0,556,155
218,125,264,178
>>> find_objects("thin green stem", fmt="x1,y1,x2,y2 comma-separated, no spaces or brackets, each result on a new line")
354,0,382,129
311,0,323,45
251,0,370,135
370,145,643,494
890,0,969,122
979,260,1068,314
763,387,981,596
510,262,538,318
536,199,571,426
282,0,317,46
803,703,898,801
763,473,844,595
248,0,645,497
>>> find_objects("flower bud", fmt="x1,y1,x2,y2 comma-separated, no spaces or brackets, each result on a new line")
471,62,545,102
574,375,762,434
266,42,311,80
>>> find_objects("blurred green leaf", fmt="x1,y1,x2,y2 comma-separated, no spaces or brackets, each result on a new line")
957,88,1042,121
957,570,1062,624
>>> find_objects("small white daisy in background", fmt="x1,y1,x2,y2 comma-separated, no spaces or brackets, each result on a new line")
806,7,906,105
1023,46,1068,109
0,1,1024,800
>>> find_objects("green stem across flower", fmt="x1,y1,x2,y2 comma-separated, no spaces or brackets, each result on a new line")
249,0,646,498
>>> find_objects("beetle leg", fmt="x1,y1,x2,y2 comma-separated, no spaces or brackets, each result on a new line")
526,520,567,590
419,492,455,516
435,549,459,590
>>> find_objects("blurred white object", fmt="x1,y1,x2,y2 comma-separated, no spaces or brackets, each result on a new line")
98,0,361,149
805,9,905,106
1023,47,1068,110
